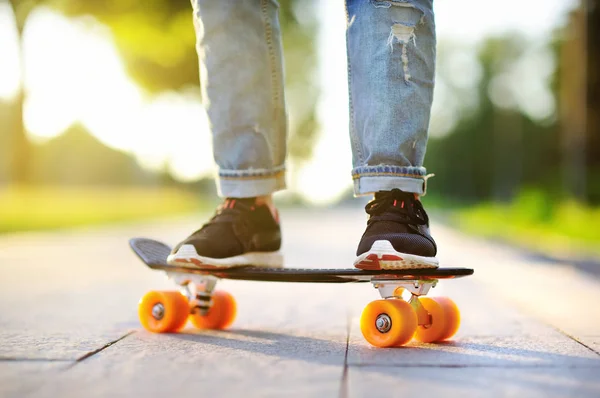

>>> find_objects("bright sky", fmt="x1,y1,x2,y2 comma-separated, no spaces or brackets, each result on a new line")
0,0,576,202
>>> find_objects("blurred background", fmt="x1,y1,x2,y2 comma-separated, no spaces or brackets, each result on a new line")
0,0,598,261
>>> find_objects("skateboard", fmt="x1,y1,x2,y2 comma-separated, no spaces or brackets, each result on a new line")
131,237,474,347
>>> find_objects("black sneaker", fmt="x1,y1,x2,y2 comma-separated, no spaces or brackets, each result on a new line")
354,189,438,270
167,198,282,269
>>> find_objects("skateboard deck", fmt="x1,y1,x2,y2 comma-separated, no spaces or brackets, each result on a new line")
130,237,473,283
132,237,473,348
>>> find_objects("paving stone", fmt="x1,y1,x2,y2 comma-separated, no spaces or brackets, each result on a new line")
0,362,64,398
1,209,599,398
29,331,344,398
580,336,600,355
347,366,600,398
348,334,600,367
347,273,600,367
434,223,600,340
0,331,127,360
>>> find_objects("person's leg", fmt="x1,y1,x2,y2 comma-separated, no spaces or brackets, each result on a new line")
197,0,287,197
168,0,287,268
346,0,438,269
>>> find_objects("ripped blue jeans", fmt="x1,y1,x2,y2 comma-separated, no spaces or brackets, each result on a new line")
191,0,435,197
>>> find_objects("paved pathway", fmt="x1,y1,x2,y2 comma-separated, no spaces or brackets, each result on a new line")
1,208,599,397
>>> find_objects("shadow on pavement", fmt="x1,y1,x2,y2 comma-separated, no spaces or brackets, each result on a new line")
172,328,600,368
169,328,600,395
173,328,347,366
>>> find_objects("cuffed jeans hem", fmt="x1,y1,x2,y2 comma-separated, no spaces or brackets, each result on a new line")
217,169,286,198
352,166,428,196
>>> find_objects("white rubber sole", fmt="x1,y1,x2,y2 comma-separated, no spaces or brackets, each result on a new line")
167,244,283,269
354,240,439,270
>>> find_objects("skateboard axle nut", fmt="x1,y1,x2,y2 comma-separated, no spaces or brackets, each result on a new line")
152,303,165,320
375,314,392,333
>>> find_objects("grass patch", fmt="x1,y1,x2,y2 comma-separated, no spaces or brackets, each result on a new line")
0,186,210,233
452,190,600,258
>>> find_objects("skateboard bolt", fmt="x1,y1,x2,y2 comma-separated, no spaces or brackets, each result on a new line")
152,303,165,320
375,314,392,333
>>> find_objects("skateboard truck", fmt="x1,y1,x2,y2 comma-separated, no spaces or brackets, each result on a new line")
169,273,219,315
372,278,437,328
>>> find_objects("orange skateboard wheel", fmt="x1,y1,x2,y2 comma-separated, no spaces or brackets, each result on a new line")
190,290,237,330
360,299,417,348
435,297,460,341
414,297,460,343
138,291,189,333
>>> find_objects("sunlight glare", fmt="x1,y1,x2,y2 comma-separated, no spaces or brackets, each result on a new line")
23,8,144,148
299,0,352,204
14,7,213,182
140,93,214,182
434,0,577,43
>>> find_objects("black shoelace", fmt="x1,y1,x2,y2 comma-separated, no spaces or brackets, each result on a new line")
365,189,429,226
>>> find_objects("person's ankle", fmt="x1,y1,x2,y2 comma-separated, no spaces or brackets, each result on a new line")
255,194,273,206
224,195,278,220
254,195,277,221
373,190,420,199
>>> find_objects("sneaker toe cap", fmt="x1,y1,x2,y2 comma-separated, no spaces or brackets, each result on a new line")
358,233,436,257
173,237,243,259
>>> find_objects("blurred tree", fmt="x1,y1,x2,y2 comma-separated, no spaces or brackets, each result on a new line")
48,0,198,93
480,37,527,202
421,2,600,206
586,0,600,203
560,5,587,202
6,0,35,185
0,100,14,183
5,0,318,185
426,35,561,202
31,123,151,185
278,2,320,165
559,0,600,204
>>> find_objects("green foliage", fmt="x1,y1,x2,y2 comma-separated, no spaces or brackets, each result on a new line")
510,189,555,224
0,186,207,233
278,0,319,162
30,124,154,185
46,0,198,92
426,35,561,202
454,189,600,257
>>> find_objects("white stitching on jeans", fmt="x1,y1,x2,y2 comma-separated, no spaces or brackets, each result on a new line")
260,0,280,162
345,0,364,164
